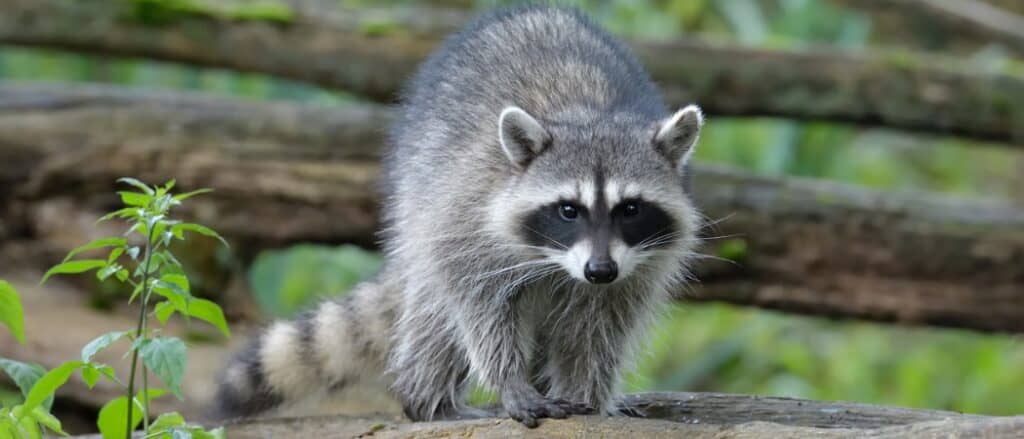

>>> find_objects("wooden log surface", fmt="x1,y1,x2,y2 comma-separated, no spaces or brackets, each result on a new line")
203,393,1024,438
3,82,1023,332
2,0,1024,144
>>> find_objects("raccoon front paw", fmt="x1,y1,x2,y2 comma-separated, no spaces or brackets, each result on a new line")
611,405,646,418
502,393,594,428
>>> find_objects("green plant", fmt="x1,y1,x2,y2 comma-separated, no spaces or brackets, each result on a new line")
0,178,230,439
1,280,69,438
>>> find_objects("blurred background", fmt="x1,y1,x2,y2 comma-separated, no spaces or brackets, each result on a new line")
1,0,1023,434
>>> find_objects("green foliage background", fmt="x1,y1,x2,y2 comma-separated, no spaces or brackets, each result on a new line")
3,0,1022,416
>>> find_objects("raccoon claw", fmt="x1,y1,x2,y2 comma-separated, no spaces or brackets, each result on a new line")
505,396,592,428
614,405,646,418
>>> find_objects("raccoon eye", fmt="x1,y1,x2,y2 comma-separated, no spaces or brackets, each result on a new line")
558,203,579,221
623,202,640,217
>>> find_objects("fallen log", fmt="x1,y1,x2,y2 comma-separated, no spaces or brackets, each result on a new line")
862,0,1024,54
7,269,1023,437
3,0,1024,143
3,82,1024,332
202,393,1024,438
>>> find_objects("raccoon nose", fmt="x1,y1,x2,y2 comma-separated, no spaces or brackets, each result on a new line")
584,259,618,284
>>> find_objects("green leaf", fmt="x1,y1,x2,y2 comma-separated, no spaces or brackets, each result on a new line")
154,301,176,324
96,207,141,223
152,278,191,314
0,281,25,344
97,389,165,439
21,361,84,416
29,406,66,436
106,247,125,264
117,177,155,195
172,188,212,202
183,299,231,338
139,337,187,399
150,412,185,431
202,427,226,439
119,191,151,207
129,283,145,304
41,260,107,284
11,410,41,439
97,397,130,439
0,358,45,399
81,331,129,363
159,251,184,270
61,237,126,263
160,274,190,294
96,264,122,281
171,223,228,247
80,366,100,389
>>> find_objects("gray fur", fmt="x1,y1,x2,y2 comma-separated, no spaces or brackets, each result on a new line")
215,5,703,428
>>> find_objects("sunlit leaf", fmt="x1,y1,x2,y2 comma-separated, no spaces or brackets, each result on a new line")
154,301,176,324
41,260,107,284
62,237,126,263
0,281,25,344
171,223,228,247
80,365,100,389
153,276,191,313
119,191,150,207
117,177,155,195
96,389,164,439
172,188,213,202
12,409,41,439
150,411,186,431
29,406,66,436
96,207,141,223
21,361,84,415
96,264,122,281
106,247,125,264
182,299,230,338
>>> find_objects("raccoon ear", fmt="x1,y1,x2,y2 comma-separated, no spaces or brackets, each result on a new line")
653,105,704,171
499,106,550,168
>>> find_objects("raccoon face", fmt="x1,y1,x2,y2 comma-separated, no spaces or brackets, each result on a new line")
492,105,704,285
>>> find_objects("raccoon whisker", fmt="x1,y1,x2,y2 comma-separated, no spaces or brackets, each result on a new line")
696,212,736,233
474,259,559,282
520,225,569,251
496,265,561,298
681,251,740,266
638,233,689,249
697,233,744,241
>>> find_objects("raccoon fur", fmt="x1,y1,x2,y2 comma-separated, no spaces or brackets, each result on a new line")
215,5,704,428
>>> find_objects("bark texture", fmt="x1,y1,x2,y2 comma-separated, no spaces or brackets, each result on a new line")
3,0,1024,143
4,83,1024,332
215,392,1023,438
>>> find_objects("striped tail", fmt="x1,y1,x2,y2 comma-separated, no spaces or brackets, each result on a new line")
214,279,399,419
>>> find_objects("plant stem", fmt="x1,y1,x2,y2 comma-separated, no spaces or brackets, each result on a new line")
126,226,156,439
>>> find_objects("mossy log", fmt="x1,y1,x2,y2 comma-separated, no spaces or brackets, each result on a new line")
3,0,1024,143
860,0,1024,54
3,82,1024,332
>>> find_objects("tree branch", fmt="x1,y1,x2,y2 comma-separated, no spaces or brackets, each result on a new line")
2,0,1024,143
3,82,1023,332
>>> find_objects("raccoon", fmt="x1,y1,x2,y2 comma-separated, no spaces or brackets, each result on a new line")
215,5,704,428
